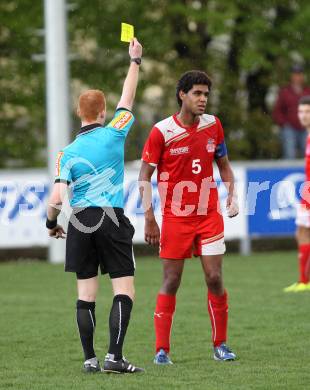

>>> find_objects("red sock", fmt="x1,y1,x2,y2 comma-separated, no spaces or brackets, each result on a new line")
208,290,228,347
154,294,176,353
298,244,310,283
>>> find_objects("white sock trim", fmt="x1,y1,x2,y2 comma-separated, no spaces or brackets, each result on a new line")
208,300,217,343
116,301,122,345
89,309,95,329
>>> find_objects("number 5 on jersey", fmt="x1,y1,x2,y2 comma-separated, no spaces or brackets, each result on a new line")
192,159,202,174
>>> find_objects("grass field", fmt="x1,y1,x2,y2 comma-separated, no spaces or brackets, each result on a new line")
1,252,309,390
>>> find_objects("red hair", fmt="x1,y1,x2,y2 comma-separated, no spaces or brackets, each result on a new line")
77,89,106,121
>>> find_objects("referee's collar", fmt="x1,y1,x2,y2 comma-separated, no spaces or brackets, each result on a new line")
77,122,102,137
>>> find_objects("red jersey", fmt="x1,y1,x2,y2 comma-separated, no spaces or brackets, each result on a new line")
302,135,310,207
273,85,310,130
142,113,227,217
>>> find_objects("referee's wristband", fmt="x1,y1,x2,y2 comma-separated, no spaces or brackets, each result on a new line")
131,57,142,65
46,218,57,229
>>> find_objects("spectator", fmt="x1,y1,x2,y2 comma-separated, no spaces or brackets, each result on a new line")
273,64,310,159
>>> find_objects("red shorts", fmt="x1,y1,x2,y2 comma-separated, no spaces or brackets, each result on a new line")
160,209,225,259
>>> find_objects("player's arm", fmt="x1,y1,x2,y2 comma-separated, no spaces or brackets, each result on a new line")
46,150,72,238
116,38,142,111
139,126,164,245
138,162,160,245
47,182,65,222
46,182,67,238
216,155,239,218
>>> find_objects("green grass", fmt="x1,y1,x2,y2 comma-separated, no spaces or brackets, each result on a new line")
0,252,309,390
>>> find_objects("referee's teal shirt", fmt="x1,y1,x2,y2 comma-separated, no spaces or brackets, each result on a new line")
54,108,134,208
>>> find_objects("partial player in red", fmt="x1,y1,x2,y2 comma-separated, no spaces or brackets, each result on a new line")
138,71,239,363
284,95,310,292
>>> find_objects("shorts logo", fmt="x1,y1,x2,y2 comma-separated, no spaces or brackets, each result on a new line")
55,151,64,176
110,111,132,130
170,146,189,156
206,138,216,153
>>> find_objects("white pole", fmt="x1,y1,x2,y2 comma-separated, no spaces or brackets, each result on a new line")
44,0,70,263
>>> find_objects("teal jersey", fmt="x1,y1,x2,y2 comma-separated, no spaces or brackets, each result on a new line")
54,108,134,208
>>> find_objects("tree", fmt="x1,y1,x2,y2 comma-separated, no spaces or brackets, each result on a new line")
1,0,309,167
0,1,45,167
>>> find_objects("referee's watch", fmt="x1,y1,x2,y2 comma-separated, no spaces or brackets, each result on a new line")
131,57,142,65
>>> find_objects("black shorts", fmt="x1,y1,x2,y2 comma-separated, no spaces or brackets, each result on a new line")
65,207,135,279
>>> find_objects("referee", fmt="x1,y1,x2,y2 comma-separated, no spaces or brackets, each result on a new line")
46,38,143,374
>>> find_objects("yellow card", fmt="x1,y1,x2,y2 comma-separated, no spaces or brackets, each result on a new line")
121,23,134,42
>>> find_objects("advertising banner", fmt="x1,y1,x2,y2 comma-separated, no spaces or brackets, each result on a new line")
247,167,305,236
0,170,49,247
0,163,246,248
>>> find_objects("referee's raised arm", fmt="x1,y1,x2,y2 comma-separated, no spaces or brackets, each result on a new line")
117,38,142,111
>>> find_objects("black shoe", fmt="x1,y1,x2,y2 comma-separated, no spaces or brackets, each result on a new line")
83,357,101,373
103,355,144,374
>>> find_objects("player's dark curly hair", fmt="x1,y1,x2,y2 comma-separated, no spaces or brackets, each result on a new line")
176,70,212,107
299,95,310,105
